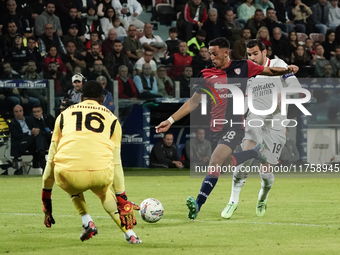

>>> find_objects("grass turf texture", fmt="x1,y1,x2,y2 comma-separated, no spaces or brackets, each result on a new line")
1,169,340,255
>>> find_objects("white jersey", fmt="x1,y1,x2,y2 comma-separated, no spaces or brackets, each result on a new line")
245,58,293,131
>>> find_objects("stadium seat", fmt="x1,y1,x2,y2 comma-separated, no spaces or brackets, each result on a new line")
309,33,325,43
177,144,185,159
152,0,174,7
136,29,145,40
297,33,308,43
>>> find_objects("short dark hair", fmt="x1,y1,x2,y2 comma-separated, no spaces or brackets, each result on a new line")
113,39,122,45
66,40,76,46
90,31,99,36
91,42,100,48
32,104,42,110
246,39,266,51
209,37,230,49
82,81,103,98
169,27,178,34
266,7,274,12
164,131,173,138
255,9,263,14
27,36,36,42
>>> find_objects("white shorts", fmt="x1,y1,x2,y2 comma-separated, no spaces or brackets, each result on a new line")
243,124,286,165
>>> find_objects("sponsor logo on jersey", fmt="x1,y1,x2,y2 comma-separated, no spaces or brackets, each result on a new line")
234,68,241,75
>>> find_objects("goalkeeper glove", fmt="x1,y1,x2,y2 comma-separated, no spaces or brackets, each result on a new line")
42,188,55,228
116,192,137,230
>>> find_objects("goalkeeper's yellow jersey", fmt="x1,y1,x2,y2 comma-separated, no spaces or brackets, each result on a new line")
51,100,121,170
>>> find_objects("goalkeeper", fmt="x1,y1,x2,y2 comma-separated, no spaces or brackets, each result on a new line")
42,81,141,244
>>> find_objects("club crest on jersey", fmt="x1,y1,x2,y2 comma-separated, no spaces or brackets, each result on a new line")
234,68,241,75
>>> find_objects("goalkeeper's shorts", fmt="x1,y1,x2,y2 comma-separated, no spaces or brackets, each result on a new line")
55,166,114,195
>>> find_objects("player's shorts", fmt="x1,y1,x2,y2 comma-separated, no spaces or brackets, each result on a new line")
244,124,286,165
210,129,245,152
54,166,114,195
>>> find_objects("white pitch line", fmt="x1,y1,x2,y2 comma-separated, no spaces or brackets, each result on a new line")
0,212,339,228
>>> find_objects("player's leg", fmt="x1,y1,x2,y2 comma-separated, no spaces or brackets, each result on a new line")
221,139,257,219
256,162,274,217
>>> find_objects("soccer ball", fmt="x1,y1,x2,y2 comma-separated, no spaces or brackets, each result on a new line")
139,198,164,223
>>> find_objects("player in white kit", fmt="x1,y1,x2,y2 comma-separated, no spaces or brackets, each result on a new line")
221,39,302,218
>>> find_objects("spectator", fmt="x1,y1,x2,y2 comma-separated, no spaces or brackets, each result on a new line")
215,0,236,20
75,0,94,14
134,50,157,76
290,45,311,66
112,0,144,29
87,59,113,91
30,0,45,21
305,37,314,60
97,0,113,17
38,23,67,58
279,127,300,166
23,60,43,80
311,0,330,34
150,132,183,168
123,25,143,62
35,2,62,37
177,0,208,42
43,46,67,75
5,33,35,74
1,21,18,53
322,30,337,60
62,24,86,55
187,30,206,57
23,27,34,47
266,44,275,59
330,46,340,76
271,27,290,63
63,73,84,105
60,7,85,39
116,65,138,99
32,104,55,148
165,27,181,57
245,9,266,38
224,9,243,48
233,28,251,60
85,31,103,54
328,0,340,31
292,0,313,34
133,63,161,98
55,0,76,25
263,7,285,37
204,0,216,11
100,7,117,38
85,42,105,73
61,40,86,74
104,40,132,78
1,62,21,110
9,105,47,174
140,23,167,62
237,0,256,23
155,65,173,97
323,64,334,77
254,0,274,15
185,127,212,168
161,41,193,79
96,76,115,112
82,5,104,41
311,45,330,77
102,29,119,57
112,18,127,41
176,65,193,98
192,46,212,77
273,0,299,34
202,8,226,45
1,0,31,34
26,37,43,73
287,31,299,55
256,26,272,46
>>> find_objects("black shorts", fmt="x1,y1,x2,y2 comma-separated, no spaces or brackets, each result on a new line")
210,129,245,152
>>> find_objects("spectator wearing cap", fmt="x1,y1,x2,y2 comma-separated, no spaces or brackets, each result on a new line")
161,41,193,79
139,23,167,63
63,73,85,106
35,2,63,37
123,25,143,63
38,23,67,58
187,30,206,57
23,27,34,47
1,0,32,34
62,23,86,56
177,0,208,42
61,7,85,41
155,65,173,97
96,76,115,112
5,33,36,74
115,65,138,99
102,29,118,57
202,8,226,45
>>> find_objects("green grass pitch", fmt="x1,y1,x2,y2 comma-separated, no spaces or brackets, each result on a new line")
1,170,340,255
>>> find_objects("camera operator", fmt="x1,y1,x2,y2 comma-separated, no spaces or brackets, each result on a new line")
60,73,86,110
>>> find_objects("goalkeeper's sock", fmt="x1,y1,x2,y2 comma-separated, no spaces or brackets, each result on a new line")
196,174,218,211
124,230,136,239
258,172,274,201
230,150,258,166
81,214,93,228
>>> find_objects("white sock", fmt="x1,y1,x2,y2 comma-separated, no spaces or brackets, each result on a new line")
258,172,274,201
124,230,136,239
228,159,252,204
81,214,93,227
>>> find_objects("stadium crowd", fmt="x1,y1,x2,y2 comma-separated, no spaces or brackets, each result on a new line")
0,0,339,173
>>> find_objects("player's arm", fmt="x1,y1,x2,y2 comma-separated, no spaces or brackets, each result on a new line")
156,92,201,133
41,114,62,228
261,65,299,76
